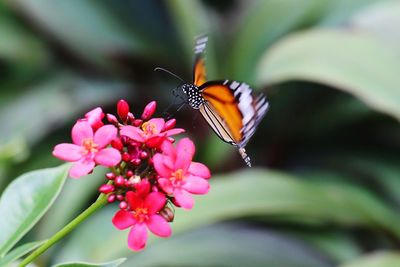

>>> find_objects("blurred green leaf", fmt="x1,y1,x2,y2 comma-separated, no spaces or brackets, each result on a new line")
0,15,49,65
229,0,328,81
36,168,106,240
340,252,400,267
53,258,125,267
257,29,400,121
0,241,44,267
0,164,68,256
11,0,151,68
0,74,128,161
350,1,400,50
123,224,332,267
56,169,400,262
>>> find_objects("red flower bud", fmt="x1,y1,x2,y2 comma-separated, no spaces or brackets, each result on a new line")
116,194,124,201
126,170,134,177
105,172,116,180
140,151,148,159
117,99,130,121
141,101,157,120
133,119,143,127
127,112,135,124
111,138,123,151
119,201,128,209
99,184,115,194
122,152,131,162
106,113,119,125
163,118,176,131
107,194,116,203
132,158,141,165
114,176,125,187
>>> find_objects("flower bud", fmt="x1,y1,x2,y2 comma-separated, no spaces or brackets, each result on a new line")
126,170,134,177
141,101,156,120
117,99,130,121
85,107,104,131
105,172,116,180
99,184,115,194
107,194,116,203
132,158,141,165
106,113,119,125
111,138,123,151
122,152,131,162
119,201,128,209
133,119,143,127
114,176,125,187
160,206,175,222
116,194,124,201
127,112,135,124
140,151,148,159
163,118,176,131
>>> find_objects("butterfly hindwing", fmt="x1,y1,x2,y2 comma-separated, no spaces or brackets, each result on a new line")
199,80,269,147
193,35,208,87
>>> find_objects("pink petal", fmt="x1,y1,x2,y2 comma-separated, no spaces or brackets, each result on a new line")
128,223,148,251
53,143,82,161
72,121,93,145
95,148,121,167
120,125,145,142
69,159,95,178
146,214,171,237
174,138,194,171
145,192,166,214
126,191,144,210
183,176,210,194
148,118,165,133
160,140,175,158
157,178,173,194
164,128,185,136
85,107,104,130
153,154,171,178
174,189,194,210
94,125,117,148
112,210,135,230
188,162,211,179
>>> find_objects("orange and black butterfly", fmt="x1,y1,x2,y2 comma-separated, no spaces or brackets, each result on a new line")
157,35,269,167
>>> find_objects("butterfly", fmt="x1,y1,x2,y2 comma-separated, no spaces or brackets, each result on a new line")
156,35,269,167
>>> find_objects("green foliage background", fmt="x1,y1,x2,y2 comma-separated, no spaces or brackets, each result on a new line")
1,0,400,266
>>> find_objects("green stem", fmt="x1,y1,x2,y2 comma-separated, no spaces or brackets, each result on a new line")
18,194,109,267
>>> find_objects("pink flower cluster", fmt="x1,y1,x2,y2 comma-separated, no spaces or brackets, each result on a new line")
53,100,211,251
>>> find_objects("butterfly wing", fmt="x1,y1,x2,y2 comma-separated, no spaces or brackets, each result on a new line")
199,80,269,148
193,35,208,87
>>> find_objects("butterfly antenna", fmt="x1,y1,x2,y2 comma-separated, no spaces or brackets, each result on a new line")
154,67,185,83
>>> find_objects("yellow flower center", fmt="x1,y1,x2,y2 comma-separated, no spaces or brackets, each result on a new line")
134,207,149,223
170,169,185,187
141,122,157,135
82,138,98,155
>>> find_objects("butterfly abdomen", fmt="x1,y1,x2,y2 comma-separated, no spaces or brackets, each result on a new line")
181,83,204,109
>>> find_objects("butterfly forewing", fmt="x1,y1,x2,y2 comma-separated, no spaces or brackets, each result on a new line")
199,80,269,147
193,36,208,87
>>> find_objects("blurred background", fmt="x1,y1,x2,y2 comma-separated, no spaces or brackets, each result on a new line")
1,0,400,266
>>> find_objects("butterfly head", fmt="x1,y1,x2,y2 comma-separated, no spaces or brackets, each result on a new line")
180,83,204,109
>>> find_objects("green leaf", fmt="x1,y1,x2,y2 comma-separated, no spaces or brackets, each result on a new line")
340,252,400,267
124,224,331,267
0,74,128,160
11,0,149,69
0,241,44,267
53,258,126,267
0,164,69,256
229,0,329,81
257,29,400,121
56,169,400,262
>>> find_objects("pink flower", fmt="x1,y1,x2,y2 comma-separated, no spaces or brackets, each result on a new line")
53,121,121,178
153,138,211,210
120,118,184,148
84,107,104,131
112,191,171,251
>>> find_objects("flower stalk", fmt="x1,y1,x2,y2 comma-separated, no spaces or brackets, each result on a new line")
18,194,108,267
